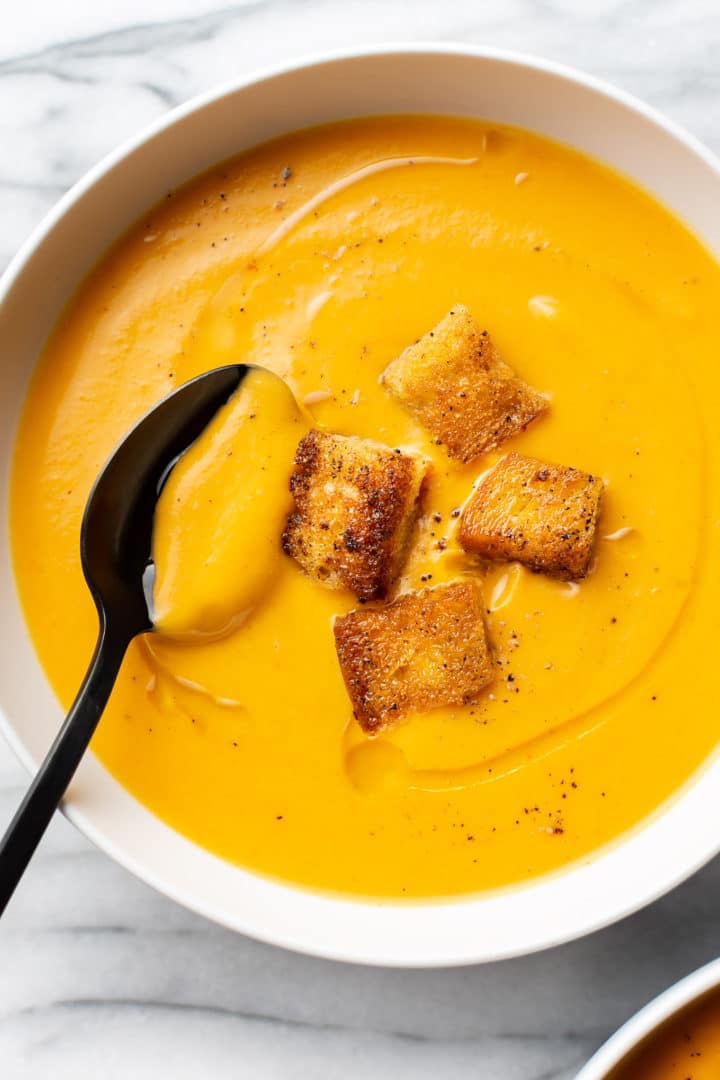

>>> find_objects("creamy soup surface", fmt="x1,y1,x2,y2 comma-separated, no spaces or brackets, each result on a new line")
610,990,720,1079
11,116,720,897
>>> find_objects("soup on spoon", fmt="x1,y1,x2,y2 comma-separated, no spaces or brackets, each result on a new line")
151,366,307,639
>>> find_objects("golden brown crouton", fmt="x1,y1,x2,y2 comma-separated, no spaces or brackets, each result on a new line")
282,430,427,601
459,451,604,580
333,581,494,732
381,305,547,463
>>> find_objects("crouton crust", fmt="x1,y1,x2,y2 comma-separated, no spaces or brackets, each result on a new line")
281,430,427,601
381,305,547,463
333,580,494,732
459,451,604,580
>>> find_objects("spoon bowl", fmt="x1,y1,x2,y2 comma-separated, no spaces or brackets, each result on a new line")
82,363,248,637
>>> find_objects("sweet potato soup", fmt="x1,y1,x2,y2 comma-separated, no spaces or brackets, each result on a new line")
10,116,720,897
609,989,720,1079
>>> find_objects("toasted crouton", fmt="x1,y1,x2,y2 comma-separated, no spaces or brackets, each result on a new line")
459,451,604,580
381,305,547,463
281,430,427,601
333,580,494,732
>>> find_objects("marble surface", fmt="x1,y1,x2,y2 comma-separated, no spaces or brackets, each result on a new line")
2,2,720,1077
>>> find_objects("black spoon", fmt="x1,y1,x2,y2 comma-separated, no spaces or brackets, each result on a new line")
0,363,249,915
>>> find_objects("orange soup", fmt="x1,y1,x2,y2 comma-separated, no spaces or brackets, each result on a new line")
10,116,720,897
610,989,720,1079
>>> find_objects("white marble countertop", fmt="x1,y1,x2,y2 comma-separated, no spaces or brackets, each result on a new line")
2,2,720,1077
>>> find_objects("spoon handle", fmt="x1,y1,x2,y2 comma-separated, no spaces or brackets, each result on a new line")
0,621,129,915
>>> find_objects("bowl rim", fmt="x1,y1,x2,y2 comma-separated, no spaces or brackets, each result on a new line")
576,957,720,1078
2,42,720,967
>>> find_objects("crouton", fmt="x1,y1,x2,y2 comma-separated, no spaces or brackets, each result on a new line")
380,305,547,463
333,580,494,732
282,430,427,601
459,451,604,580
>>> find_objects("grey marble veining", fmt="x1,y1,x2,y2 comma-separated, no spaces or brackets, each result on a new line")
1,3,720,1077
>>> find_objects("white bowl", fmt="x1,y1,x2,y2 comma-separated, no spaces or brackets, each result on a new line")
577,958,720,1077
1,46,720,967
